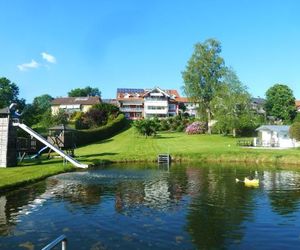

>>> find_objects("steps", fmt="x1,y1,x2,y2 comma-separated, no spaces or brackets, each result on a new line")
157,154,171,164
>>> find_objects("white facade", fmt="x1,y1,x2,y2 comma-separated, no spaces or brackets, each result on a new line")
117,87,190,119
184,102,198,117
255,125,298,148
144,99,169,118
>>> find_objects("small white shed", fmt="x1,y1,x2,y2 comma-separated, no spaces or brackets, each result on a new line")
255,125,297,148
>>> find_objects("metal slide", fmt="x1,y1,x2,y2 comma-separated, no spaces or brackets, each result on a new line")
13,122,88,168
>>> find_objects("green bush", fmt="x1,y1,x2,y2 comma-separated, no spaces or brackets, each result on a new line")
92,103,119,117
290,122,300,141
133,119,159,137
74,103,120,130
293,113,300,123
75,114,128,146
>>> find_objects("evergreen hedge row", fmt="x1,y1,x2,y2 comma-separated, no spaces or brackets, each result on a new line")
75,114,128,146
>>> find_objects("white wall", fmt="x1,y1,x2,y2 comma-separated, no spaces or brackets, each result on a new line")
144,100,168,115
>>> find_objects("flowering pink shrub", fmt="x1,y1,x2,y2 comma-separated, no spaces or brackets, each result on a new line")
185,121,206,134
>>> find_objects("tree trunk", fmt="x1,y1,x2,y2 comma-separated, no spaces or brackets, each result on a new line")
207,108,211,134
233,128,236,137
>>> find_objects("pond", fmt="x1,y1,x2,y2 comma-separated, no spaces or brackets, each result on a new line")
1,163,300,249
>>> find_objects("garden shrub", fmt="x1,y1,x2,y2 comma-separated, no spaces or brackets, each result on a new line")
290,122,300,141
52,109,68,126
92,103,119,116
159,118,170,131
74,103,119,130
133,119,159,137
75,114,127,146
185,121,206,134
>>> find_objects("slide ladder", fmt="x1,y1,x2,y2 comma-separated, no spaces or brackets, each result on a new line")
13,122,88,169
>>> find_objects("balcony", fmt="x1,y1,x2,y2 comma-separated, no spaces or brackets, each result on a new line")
120,107,143,112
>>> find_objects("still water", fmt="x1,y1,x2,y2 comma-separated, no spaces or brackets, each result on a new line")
1,164,300,249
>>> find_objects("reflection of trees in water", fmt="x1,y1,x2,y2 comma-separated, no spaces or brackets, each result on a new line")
186,167,256,249
0,181,47,236
114,169,189,214
56,184,103,206
264,171,300,215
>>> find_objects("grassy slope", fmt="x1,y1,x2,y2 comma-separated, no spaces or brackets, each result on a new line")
2,127,300,191
0,161,74,191
76,127,300,165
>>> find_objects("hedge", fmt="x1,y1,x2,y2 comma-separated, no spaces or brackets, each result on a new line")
75,114,128,146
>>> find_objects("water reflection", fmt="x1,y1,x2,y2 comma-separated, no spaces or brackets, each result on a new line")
0,164,300,249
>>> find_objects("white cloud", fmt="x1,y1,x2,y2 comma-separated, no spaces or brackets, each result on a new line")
17,60,39,71
41,52,56,63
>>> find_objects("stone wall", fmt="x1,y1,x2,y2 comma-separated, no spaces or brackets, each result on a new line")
0,117,17,167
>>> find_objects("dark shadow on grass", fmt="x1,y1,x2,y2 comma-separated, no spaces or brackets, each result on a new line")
90,138,113,145
18,158,67,167
80,152,118,158
154,135,176,139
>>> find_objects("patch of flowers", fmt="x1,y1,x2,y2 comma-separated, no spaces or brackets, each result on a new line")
185,121,206,134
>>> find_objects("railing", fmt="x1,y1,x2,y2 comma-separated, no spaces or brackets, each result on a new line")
158,154,171,165
255,139,279,147
236,139,254,147
120,107,143,112
41,235,67,250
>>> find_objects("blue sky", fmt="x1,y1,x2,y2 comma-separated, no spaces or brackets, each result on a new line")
1,0,300,102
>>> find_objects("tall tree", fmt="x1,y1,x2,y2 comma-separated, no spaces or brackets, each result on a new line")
68,86,101,97
182,39,225,134
0,77,20,108
212,68,256,137
32,94,53,114
265,84,296,123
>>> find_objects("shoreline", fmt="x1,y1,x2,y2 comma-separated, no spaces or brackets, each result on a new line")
1,152,300,193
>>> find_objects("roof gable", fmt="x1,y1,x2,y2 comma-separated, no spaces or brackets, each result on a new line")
51,96,101,105
143,87,171,98
256,125,290,133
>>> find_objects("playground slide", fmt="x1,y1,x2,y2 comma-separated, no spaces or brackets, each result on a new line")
13,122,88,169
30,145,48,159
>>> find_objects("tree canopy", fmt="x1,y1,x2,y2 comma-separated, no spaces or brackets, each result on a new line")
212,68,258,136
32,94,53,114
182,39,226,133
289,122,300,141
0,77,22,108
265,84,296,123
68,86,101,97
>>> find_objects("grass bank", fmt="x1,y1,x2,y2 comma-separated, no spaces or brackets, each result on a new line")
76,127,300,165
2,126,300,192
0,161,74,192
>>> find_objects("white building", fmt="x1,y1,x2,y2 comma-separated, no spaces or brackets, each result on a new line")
51,96,101,115
255,125,298,148
116,87,188,119
143,87,177,118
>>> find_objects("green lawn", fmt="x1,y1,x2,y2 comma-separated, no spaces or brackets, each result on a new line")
0,161,74,191
76,127,300,165
1,126,300,191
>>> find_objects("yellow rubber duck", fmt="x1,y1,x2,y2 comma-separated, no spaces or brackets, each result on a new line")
236,177,259,188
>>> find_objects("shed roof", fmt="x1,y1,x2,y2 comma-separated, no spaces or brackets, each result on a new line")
251,97,265,105
48,124,74,131
256,125,290,133
51,96,101,105
0,107,10,114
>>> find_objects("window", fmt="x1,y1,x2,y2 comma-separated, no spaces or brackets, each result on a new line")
147,106,166,110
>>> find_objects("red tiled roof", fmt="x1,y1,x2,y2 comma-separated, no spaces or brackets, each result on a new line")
176,97,190,103
165,89,180,97
116,87,182,100
117,97,144,101
51,96,101,105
